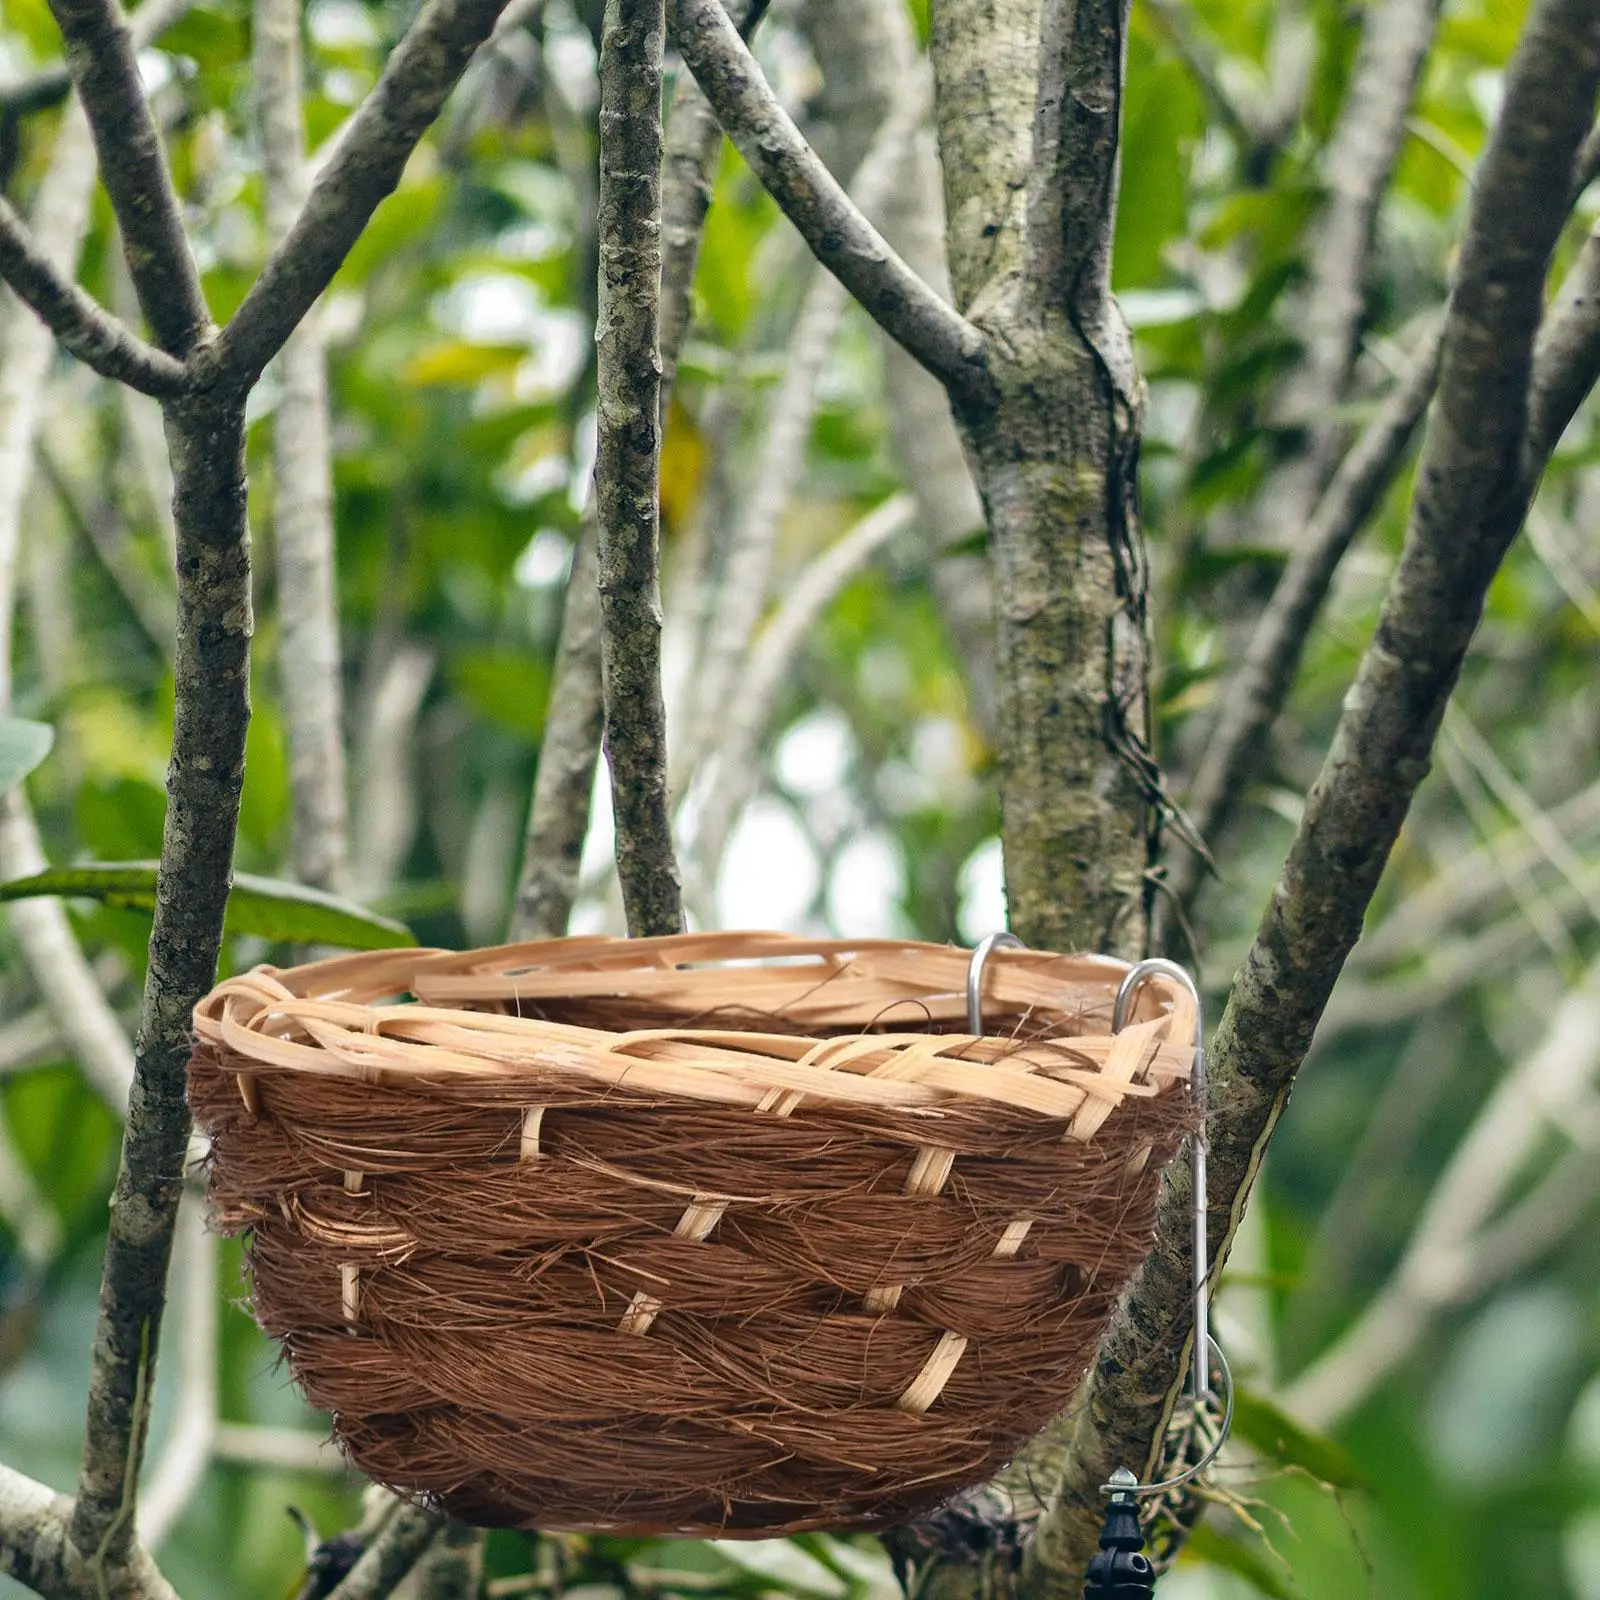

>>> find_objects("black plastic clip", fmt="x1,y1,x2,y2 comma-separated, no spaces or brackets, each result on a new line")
1082,1469,1155,1599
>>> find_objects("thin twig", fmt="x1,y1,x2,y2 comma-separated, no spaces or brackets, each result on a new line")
0,105,136,1118
511,531,605,938
36,441,174,659
659,0,769,374
257,0,352,893
1166,314,1444,915
1352,771,1600,968
1434,727,1577,967
1176,184,1600,922
1290,0,1444,436
1139,0,1269,152
136,1198,217,1547
350,645,434,904
669,0,991,409
595,0,682,938
1445,704,1600,927
46,0,211,356
687,493,917,888
802,0,995,732
210,1425,346,1474
509,2,763,942
0,0,195,116
325,1506,445,1600
676,65,930,785
1525,218,1600,467
0,1008,65,1078
0,101,95,690
0,199,186,396
207,0,514,385
1283,958,1600,1427
0,798,135,1111
1322,871,1600,1037
1037,0,1600,1578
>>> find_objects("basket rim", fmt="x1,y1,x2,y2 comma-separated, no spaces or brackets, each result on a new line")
191,932,1197,1132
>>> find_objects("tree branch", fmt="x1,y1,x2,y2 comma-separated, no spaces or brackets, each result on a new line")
325,1506,444,1600
1569,115,1600,201
800,0,997,735
398,1522,486,1600
135,1198,217,1547
0,0,195,116
668,0,992,409
1283,957,1600,1428
45,0,210,356
256,0,352,894
205,0,514,386
686,493,917,886
0,199,187,396
1164,314,1445,917
927,0,1037,309
1525,218,1600,466
69,388,254,1560
1139,0,1270,155
1173,180,1600,920
0,106,137,1120
1034,0,1600,1581
675,64,930,787
510,3,762,942
0,797,136,1111
659,0,768,373
1025,0,1127,323
594,0,682,939
511,530,605,939
0,1464,179,1600
350,645,433,904
1291,0,1444,432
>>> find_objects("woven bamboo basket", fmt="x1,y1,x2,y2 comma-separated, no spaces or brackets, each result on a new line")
188,932,1197,1537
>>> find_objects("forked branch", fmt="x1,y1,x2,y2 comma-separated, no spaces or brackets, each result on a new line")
0,200,186,395
45,0,210,355
668,0,992,409
207,0,515,385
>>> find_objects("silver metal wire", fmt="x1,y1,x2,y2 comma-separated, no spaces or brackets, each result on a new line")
963,940,1230,1498
1113,957,1211,1410
965,930,1024,1034
1107,1337,1235,1498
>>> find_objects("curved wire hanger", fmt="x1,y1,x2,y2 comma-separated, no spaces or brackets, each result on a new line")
964,938,1233,1496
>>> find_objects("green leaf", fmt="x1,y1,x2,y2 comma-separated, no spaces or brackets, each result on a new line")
448,648,550,738
1231,1384,1368,1490
1183,1523,1299,1598
0,717,54,791
0,863,417,950
399,341,528,389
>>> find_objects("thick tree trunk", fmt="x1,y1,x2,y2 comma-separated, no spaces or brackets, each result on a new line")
931,1,1154,959
957,309,1151,956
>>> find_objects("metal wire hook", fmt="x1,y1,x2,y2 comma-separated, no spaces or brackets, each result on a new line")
1104,1337,1235,1498
1113,957,1212,1412
963,941,1230,1498
966,930,1024,1034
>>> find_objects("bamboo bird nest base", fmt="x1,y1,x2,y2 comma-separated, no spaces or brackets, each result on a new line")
188,933,1197,1537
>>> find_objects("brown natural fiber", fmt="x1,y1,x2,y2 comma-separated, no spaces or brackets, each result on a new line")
188,933,1197,1537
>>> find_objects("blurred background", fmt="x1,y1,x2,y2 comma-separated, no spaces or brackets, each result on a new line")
2,0,1599,1594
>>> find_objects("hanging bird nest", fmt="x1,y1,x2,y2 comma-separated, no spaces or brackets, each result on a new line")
187,932,1198,1538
